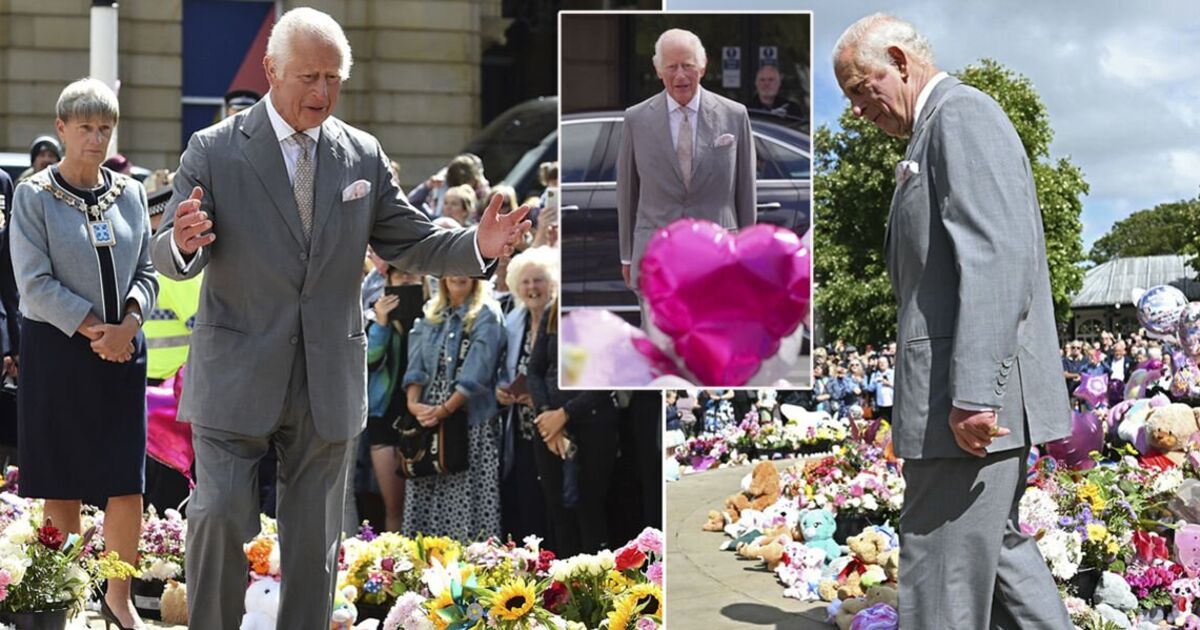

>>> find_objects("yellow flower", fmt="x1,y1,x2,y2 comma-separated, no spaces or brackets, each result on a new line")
1086,524,1108,543
606,594,638,630
1077,482,1106,512
606,569,631,594
627,583,663,618
420,536,460,566
1107,540,1121,555
427,590,454,630
490,578,537,622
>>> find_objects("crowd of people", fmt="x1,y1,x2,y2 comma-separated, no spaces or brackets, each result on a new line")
793,330,1177,423
0,62,655,627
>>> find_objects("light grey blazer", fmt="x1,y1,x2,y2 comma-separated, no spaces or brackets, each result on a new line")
10,168,157,335
150,101,483,441
617,88,756,285
887,78,1070,459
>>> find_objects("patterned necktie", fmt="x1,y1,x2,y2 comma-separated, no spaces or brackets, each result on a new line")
291,132,315,244
677,108,693,189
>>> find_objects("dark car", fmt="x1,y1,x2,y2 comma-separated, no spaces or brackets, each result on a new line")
560,111,812,323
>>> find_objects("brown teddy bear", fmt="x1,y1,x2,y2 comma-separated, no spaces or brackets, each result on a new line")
160,579,188,625
846,528,890,565
834,585,898,630
737,534,792,571
1147,403,1200,464
702,510,726,532
720,461,782,523
878,548,899,583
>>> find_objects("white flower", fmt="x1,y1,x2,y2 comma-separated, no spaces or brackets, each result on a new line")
4,519,33,545
1019,487,1061,535
1037,529,1082,581
548,558,572,583
142,559,182,581
597,550,616,572
523,535,543,551
1152,468,1184,496
861,495,878,512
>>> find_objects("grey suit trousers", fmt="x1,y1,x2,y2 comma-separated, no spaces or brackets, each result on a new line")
900,447,1071,630
186,347,352,630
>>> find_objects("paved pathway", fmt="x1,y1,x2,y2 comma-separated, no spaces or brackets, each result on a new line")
667,460,831,629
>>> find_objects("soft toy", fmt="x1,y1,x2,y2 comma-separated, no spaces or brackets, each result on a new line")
703,510,727,532
850,603,899,630
1109,394,1170,454
1147,403,1200,463
331,585,359,630
738,534,791,571
240,576,281,630
835,585,898,630
846,528,891,565
1095,571,1137,612
799,509,841,564
778,543,827,601
160,579,188,626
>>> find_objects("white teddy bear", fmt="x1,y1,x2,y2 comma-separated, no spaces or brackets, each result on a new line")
240,576,281,630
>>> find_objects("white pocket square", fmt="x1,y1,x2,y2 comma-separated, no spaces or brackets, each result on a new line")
714,133,736,148
342,179,371,201
895,160,920,184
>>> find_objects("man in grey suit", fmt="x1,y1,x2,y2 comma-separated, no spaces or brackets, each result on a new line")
150,8,529,629
834,14,1071,629
617,28,756,293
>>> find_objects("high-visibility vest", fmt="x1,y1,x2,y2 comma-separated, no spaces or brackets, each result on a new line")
144,272,203,380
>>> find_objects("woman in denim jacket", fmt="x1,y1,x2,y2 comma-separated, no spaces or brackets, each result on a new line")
401,275,504,540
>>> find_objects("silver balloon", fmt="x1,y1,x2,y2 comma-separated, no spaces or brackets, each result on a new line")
1137,285,1188,337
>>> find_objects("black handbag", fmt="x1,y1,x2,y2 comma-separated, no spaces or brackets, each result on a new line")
394,326,472,478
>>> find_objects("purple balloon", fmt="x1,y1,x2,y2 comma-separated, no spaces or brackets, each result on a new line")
1045,410,1103,470
1074,372,1109,408
1181,303,1200,359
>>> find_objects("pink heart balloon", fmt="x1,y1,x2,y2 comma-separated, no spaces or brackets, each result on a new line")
560,310,679,386
639,220,811,385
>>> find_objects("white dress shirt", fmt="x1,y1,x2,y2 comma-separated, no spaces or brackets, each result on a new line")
667,88,701,151
175,93,485,271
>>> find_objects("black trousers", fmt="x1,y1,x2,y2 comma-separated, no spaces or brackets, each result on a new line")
531,421,619,557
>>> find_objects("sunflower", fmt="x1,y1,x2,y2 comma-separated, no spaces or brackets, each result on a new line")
490,578,537,622
606,594,638,630
421,536,460,566
627,583,663,618
427,589,455,630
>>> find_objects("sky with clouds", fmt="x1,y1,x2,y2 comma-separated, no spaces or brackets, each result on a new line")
669,0,1200,249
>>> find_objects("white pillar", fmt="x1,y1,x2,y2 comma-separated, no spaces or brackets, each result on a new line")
90,0,120,156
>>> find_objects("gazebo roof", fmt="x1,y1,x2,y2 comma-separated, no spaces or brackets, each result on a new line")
1072,255,1200,308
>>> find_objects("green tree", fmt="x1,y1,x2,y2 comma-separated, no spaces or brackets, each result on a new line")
814,58,1087,344
1090,199,1200,264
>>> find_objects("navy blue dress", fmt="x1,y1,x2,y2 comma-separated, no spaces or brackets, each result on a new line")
18,169,147,505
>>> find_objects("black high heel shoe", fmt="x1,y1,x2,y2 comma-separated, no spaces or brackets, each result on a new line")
99,597,139,630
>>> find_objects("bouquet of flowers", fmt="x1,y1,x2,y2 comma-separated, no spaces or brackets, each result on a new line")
674,435,731,472
0,502,136,617
138,506,186,581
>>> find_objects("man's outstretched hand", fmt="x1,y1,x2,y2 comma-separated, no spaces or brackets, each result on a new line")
476,192,532,259
173,186,215,255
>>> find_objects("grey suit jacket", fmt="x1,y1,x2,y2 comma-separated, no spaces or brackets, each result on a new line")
887,78,1070,459
617,88,756,285
150,101,482,441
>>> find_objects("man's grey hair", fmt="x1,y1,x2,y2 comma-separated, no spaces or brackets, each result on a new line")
652,28,707,72
56,78,119,124
267,7,353,80
833,13,934,71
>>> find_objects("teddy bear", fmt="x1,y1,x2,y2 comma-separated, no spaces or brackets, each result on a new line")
878,548,899,583
834,585,898,630
1147,403,1200,464
846,528,891,566
1108,394,1170,454
722,461,783,523
799,509,840,563
160,579,188,626
779,543,827,602
241,575,281,630
737,533,792,571
703,510,727,532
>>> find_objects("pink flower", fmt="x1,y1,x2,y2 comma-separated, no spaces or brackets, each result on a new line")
636,618,659,630
646,561,664,586
849,485,865,498
636,528,664,556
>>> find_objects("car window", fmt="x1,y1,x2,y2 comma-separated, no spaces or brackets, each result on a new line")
595,122,622,183
758,137,812,180
754,136,783,180
561,121,606,184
